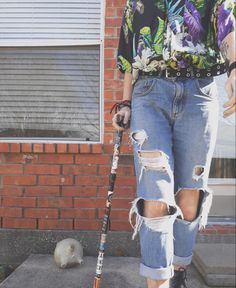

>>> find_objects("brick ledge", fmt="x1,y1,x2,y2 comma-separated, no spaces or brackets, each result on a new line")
200,224,236,235
0,143,103,154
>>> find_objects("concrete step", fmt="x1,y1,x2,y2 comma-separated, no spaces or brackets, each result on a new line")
0,254,210,288
193,243,236,287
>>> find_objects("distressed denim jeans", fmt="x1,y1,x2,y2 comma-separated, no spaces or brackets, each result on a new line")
129,76,219,280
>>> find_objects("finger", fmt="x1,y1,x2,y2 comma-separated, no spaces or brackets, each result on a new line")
223,104,236,118
116,114,125,127
112,113,122,125
123,111,130,124
112,120,125,131
224,96,236,108
112,114,125,131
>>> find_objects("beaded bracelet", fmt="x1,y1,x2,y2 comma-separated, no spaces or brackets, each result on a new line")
110,100,131,114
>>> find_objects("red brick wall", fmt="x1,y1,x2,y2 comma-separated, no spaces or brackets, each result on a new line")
0,0,135,232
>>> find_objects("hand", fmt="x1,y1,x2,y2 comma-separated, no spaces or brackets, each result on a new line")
223,69,236,118
112,106,131,131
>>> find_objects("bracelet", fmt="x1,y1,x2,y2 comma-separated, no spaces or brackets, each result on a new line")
110,100,131,114
227,61,236,77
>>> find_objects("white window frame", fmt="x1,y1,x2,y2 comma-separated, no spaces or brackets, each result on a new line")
208,179,235,206
0,0,105,144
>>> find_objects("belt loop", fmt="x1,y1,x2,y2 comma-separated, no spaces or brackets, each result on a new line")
165,68,170,78
190,67,195,78
159,68,165,77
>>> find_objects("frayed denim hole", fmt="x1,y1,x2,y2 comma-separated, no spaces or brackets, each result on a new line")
175,188,205,222
129,198,180,239
129,129,148,150
142,203,179,235
137,150,170,181
129,197,144,240
192,165,205,181
175,188,212,230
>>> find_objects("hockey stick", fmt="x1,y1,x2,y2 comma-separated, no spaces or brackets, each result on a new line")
93,130,123,288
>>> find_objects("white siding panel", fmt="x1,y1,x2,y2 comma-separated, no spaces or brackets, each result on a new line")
0,46,100,141
0,0,101,45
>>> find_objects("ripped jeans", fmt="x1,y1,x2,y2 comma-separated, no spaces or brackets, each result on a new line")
129,76,219,280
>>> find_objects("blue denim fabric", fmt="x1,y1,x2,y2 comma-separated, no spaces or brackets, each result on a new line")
129,76,219,280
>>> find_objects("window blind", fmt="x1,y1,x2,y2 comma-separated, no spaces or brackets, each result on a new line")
0,0,101,45
0,46,100,141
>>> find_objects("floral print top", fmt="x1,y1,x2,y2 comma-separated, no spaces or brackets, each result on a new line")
117,0,236,82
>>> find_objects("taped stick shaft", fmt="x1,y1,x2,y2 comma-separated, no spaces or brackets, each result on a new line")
93,131,123,288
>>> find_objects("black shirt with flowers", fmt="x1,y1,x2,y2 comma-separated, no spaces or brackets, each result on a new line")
117,0,235,82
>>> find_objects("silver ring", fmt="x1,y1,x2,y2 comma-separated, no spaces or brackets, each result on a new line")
196,73,201,77
207,73,211,76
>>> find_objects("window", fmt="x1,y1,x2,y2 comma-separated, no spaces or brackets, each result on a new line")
0,0,103,142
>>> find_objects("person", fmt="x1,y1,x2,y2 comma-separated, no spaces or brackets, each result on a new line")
112,0,236,288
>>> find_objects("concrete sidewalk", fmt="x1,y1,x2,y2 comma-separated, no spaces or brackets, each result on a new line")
0,254,214,288
193,244,235,287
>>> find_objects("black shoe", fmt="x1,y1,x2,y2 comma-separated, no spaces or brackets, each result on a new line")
170,269,188,288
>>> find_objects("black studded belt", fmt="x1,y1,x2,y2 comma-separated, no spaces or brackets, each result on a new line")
139,63,227,79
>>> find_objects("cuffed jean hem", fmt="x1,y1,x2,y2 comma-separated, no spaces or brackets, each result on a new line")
140,263,174,280
173,254,193,266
